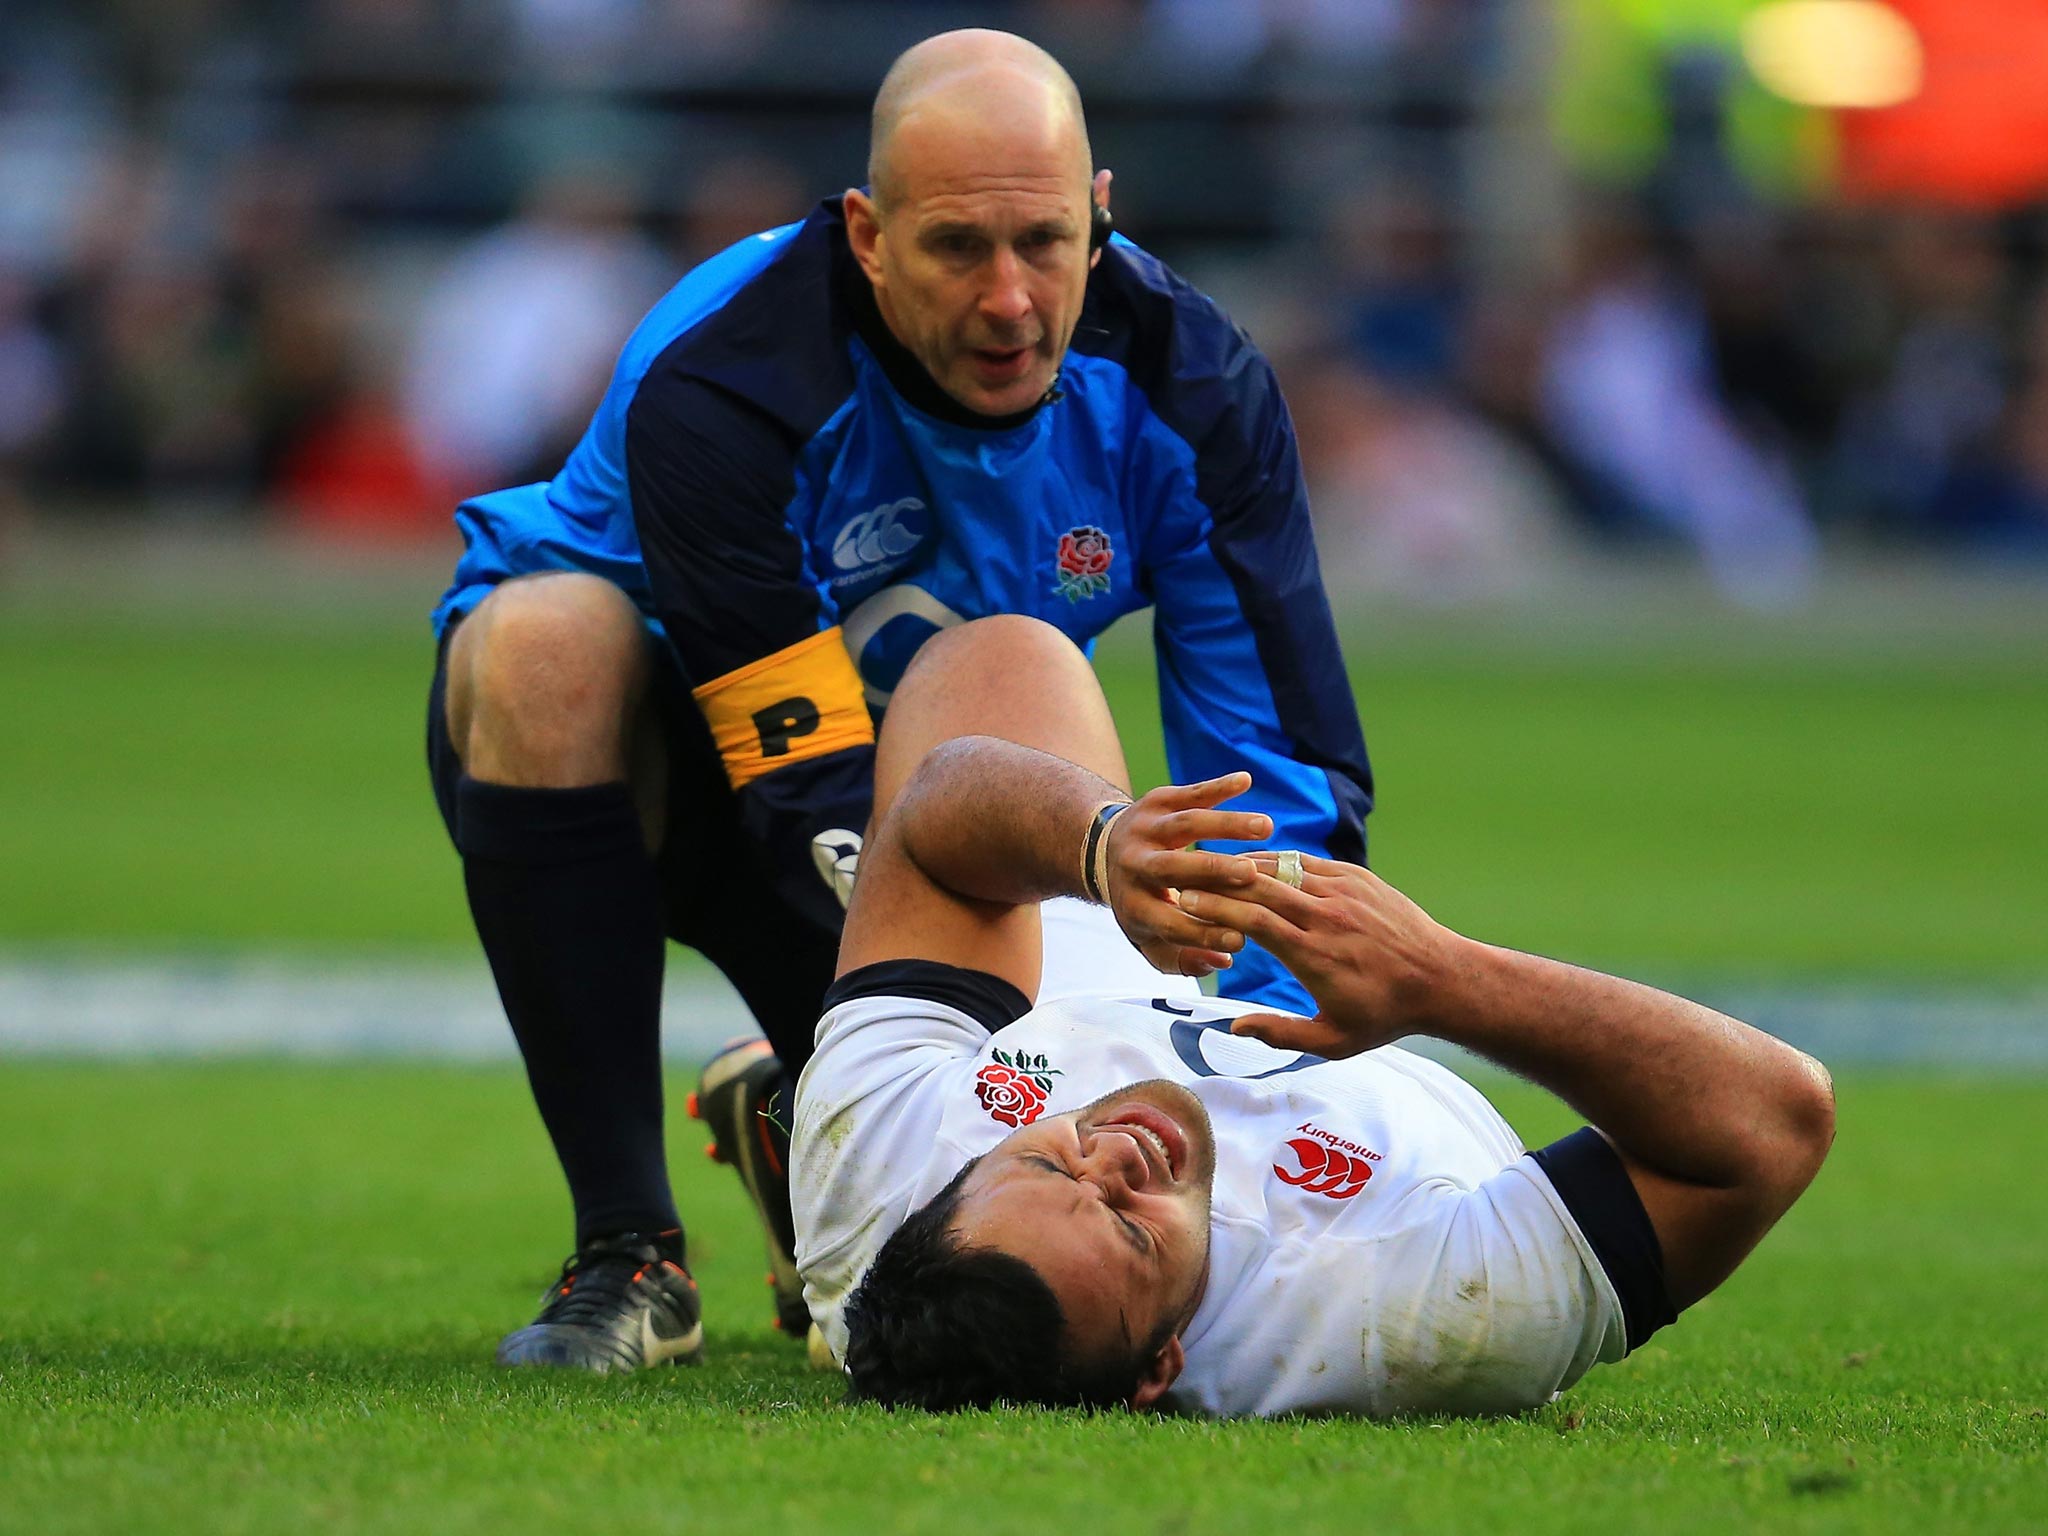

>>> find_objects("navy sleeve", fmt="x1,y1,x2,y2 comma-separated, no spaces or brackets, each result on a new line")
627,371,876,936
1529,1127,1676,1353
628,372,832,671
1186,353,1373,873
1096,257,1371,1011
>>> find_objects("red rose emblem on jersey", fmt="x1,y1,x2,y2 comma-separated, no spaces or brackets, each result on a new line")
975,1064,1045,1127
975,1048,1063,1127
1054,525,1114,602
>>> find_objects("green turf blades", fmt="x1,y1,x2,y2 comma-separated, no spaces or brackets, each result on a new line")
3,609,2045,977
1,1063,2044,1535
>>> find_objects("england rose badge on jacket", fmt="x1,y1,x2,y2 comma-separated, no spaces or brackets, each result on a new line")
1053,525,1114,602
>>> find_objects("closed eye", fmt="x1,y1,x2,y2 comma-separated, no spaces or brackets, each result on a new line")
1022,1154,1150,1255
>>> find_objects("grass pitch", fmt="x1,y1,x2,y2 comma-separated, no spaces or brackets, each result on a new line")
3,586,2044,1531
2,1063,2043,1535
4,602,2045,978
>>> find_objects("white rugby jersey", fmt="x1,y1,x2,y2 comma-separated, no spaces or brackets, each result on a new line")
792,906,1637,1419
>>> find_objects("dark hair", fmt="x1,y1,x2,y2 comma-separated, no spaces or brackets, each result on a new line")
842,1155,1166,1411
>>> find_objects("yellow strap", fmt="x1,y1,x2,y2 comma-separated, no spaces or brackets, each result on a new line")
691,627,875,790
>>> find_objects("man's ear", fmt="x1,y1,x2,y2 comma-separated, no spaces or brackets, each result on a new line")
1088,167,1113,272
1128,1332,1184,1410
844,187,886,287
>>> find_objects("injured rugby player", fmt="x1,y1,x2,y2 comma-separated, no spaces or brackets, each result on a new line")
790,615,1836,1417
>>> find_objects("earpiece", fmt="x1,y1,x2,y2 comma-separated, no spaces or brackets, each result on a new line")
1090,199,1114,252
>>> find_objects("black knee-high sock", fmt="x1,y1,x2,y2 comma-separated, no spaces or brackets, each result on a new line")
455,776,679,1253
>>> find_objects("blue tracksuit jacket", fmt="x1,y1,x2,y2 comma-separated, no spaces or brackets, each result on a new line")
434,197,1372,1011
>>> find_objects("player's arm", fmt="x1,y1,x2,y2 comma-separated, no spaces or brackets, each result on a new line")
627,370,875,931
1182,856,1837,1313
1143,344,1372,1013
835,618,1268,999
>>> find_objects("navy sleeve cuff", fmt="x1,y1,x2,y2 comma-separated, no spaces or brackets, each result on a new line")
822,960,1032,1036
1528,1126,1677,1353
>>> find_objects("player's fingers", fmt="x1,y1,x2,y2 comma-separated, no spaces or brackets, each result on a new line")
1226,868,1325,924
1227,1010,1293,1041
1248,850,1346,885
1246,851,1347,899
1229,1010,1357,1059
1175,887,1305,948
1131,896,1247,955
1144,807,1270,848
1146,770,1252,810
1118,879,1246,944
1137,848,1258,892
1289,851,1378,893
1135,938,1232,979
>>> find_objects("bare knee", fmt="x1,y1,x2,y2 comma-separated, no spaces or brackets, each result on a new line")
898,615,1091,713
446,574,653,788
877,616,1126,810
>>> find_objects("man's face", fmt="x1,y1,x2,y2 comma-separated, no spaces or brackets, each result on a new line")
948,1078,1215,1384
848,102,1097,418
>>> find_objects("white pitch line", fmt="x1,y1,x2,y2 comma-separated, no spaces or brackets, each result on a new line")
0,954,760,1063
0,956,2043,1067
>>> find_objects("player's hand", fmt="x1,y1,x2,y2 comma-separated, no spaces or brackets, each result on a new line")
1102,771,1267,979
1175,852,1460,1056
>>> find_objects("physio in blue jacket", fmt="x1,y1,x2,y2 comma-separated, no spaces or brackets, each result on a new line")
426,27,1372,1372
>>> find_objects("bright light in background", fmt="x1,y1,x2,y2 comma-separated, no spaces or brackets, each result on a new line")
1741,0,1924,108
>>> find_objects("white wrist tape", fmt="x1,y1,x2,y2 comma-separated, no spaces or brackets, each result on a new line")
1082,801,1131,904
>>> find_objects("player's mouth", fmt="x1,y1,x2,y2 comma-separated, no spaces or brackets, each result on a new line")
1093,1102,1190,1183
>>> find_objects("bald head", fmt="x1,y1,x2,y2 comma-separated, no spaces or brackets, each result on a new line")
845,30,1107,418
868,30,1091,211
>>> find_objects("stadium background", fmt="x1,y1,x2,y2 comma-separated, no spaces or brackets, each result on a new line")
2,2,2043,1532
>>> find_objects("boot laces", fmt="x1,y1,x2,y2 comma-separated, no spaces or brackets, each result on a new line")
534,1246,680,1327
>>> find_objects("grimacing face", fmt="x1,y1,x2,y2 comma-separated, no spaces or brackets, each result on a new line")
846,125,1103,418
947,1078,1215,1393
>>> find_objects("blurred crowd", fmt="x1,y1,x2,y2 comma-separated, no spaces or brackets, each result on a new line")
3,0,2045,600
1275,185,2048,601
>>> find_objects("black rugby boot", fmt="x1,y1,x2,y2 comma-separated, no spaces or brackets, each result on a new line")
689,1037,808,1336
496,1231,704,1372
